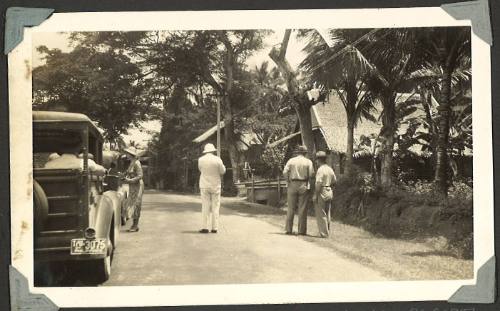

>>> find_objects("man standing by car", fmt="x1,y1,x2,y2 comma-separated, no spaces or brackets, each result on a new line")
283,145,314,235
198,143,226,233
313,151,336,238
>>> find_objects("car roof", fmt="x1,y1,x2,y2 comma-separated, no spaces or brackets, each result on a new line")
33,111,92,122
33,111,104,140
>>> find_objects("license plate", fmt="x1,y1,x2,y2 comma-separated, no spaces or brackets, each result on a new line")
71,238,107,255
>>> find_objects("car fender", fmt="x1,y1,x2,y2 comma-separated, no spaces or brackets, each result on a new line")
101,190,123,246
94,195,114,238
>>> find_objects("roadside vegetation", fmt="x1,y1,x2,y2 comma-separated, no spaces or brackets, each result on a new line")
332,168,473,259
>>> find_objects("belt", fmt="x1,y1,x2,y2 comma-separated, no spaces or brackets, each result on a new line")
322,186,332,188
291,178,307,182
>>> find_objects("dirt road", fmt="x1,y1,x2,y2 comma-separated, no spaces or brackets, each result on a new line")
104,191,388,285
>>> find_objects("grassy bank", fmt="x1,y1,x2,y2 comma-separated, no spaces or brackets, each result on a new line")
331,175,473,259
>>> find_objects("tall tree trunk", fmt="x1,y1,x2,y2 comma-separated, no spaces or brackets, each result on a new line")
380,134,394,187
296,103,316,159
379,94,396,188
220,35,241,184
419,88,438,169
223,98,241,184
345,118,355,176
434,64,453,196
344,84,357,176
269,30,316,159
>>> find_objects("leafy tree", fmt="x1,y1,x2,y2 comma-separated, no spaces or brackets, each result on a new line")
209,30,269,183
247,62,293,145
33,42,156,145
246,62,296,177
157,86,217,190
72,30,269,185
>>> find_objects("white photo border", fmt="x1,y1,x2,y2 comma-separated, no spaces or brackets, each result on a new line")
9,7,493,308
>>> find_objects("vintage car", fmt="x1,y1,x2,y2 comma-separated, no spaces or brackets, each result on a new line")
33,111,125,283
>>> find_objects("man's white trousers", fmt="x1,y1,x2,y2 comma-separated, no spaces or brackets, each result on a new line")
200,187,221,230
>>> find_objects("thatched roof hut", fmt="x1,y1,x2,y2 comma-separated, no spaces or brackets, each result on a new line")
268,92,382,154
192,120,260,152
311,92,381,153
268,91,434,157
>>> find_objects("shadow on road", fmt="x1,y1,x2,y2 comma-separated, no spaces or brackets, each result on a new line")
181,230,204,234
403,250,460,259
269,232,292,236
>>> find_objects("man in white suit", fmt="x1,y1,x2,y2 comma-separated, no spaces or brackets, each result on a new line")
198,143,226,233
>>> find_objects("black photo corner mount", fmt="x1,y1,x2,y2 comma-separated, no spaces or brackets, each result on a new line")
4,7,54,55
9,266,59,311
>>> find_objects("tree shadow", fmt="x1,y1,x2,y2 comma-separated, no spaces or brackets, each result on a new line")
403,250,460,259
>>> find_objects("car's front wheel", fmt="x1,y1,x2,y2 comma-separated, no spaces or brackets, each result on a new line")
88,227,113,284
99,254,112,282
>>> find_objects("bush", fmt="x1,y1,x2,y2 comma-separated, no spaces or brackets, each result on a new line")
448,179,473,201
386,179,473,210
331,175,473,259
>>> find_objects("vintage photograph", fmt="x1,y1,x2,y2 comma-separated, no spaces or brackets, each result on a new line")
31,26,474,287
6,6,494,307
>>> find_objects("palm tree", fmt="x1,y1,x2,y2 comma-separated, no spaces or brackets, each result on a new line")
300,29,377,176
302,28,422,186
253,61,282,86
416,27,471,195
351,28,424,188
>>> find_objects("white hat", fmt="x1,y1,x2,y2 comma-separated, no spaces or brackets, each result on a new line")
124,147,138,157
202,143,217,154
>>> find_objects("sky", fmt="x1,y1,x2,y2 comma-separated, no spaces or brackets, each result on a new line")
32,30,308,148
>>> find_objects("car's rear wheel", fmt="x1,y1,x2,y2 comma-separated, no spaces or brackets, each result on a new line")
33,180,49,233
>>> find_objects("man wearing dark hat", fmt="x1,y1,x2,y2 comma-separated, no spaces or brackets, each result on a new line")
313,151,337,238
283,145,314,235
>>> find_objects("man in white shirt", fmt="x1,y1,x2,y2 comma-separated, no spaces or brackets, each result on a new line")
313,151,337,238
198,143,226,233
283,145,314,235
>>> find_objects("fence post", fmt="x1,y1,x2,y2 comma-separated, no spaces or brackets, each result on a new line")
251,171,255,203
277,173,281,207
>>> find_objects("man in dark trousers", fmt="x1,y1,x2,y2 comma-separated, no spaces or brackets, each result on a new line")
283,145,314,235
